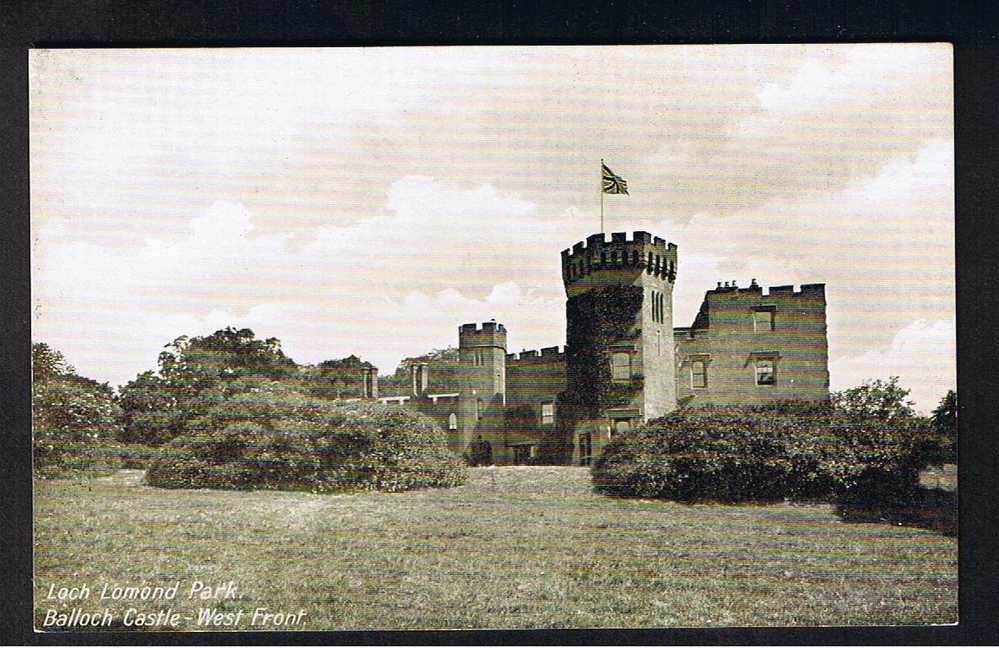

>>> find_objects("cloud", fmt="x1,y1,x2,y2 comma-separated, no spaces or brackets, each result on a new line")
665,138,954,351
33,180,572,387
633,44,952,222
829,319,956,414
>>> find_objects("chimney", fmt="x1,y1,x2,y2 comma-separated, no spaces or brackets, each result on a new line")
364,367,379,399
419,363,429,394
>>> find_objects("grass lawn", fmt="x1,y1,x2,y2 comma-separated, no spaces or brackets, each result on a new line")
33,466,957,630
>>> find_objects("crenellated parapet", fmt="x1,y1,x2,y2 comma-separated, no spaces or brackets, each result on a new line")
561,231,677,286
458,320,508,350
506,345,566,364
681,280,828,335
706,279,825,299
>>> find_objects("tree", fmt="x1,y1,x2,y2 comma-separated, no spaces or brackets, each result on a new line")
309,355,375,399
157,327,296,393
831,376,917,420
378,346,463,396
117,371,179,444
32,342,75,381
421,346,459,362
931,389,957,443
33,373,122,443
31,342,123,473
118,327,298,445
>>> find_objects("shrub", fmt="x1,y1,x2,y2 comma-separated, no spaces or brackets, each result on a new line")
591,403,937,506
33,439,164,479
146,387,466,493
592,411,794,502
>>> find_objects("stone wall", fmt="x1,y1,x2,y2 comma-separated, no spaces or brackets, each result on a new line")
674,282,829,407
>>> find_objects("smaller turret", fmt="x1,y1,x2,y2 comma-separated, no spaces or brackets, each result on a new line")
458,320,507,402
456,320,508,452
458,320,507,350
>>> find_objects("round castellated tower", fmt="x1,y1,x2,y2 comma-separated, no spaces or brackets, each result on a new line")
561,231,678,429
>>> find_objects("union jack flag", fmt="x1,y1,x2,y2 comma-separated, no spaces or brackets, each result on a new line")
601,162,629,195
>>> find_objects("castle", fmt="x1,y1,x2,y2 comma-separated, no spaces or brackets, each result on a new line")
352,231,829,465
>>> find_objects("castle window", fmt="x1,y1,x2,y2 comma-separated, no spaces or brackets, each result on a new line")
754,308,775,333
691,360,708,389
611,352,632,382
448,413,457,430
647,252,653,271
475,398,483,420
541,401,555,426
755,358,776,385
652,291,664,323
601,251,607,265
611,418,631,437
611,250,619,264
632,250,639,265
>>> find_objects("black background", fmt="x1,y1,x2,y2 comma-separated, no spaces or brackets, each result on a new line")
2,1,997,644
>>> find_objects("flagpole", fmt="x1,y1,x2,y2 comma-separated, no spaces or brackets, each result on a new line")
600,159,604,233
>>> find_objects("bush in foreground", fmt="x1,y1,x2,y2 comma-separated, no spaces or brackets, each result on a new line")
145,387,467,492
591,403,938,505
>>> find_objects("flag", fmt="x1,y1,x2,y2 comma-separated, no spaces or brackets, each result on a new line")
601,162,629,195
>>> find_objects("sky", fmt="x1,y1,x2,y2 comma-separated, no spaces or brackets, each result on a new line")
30,45,954,413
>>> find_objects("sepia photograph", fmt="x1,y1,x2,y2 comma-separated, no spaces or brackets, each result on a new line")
29,44,956,631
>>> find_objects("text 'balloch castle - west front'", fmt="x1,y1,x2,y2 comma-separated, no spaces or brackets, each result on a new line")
342,230,830,465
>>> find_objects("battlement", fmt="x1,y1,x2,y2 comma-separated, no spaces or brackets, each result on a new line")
706,279,825,299
458,320,507,349
506,345,566,363
561,231,677,285
460,321,507,333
